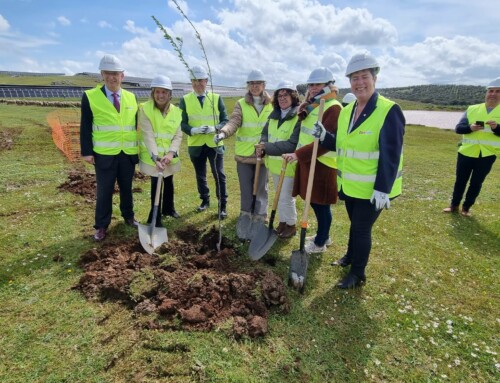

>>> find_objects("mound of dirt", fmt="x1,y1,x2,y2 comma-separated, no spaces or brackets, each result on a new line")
73,225,290,338
58,170,144,202
0,128,22,151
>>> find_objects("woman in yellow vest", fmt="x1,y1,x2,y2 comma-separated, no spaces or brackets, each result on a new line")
283,67,342,254
215,69,273,237
443,78,500,216
313,53,405,289
256,80,301,239
138,75,183,227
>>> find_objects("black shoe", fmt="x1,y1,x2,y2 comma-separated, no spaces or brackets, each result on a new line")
164,210,180,218
336,273,366,289
197,200,210,212
331,255,351,267
124,218,139,227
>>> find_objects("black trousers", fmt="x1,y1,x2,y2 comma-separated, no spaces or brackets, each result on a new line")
94,152,136,229
451,152,496,210
147,175,175,225
343,196,382,277
190,145,227,204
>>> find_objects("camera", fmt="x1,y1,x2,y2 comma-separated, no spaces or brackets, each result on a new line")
476,121,484,127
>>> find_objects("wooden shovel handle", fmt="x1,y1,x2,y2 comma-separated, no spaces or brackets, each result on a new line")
300,98,325,227
252,155,262,196
271,157,288,211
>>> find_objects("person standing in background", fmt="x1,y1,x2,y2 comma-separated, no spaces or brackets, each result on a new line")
80,54,139,241
138,75,183,227
256,80,301,239
180,65,229,219
443,77,500,216
215,69,273,236
313,52,405,289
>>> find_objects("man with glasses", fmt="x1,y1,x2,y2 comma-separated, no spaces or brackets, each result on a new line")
180,65,229,218
80,54,139,241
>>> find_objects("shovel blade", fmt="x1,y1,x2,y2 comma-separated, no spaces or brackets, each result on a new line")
248,223,278,261
138,223,168,254
289,249,309,293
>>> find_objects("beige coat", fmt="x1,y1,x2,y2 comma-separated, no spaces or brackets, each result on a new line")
138,105,183,177
220,91,272,164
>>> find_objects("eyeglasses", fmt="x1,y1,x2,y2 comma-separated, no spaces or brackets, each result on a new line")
248,81,264,86
308,83,324,87
277,94,290,100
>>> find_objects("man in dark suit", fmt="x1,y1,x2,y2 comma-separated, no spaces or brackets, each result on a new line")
80,54,139,241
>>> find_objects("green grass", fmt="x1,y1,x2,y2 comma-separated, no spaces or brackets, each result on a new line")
0,103,498,382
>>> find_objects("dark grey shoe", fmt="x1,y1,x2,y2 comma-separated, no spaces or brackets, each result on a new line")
196,200,210,212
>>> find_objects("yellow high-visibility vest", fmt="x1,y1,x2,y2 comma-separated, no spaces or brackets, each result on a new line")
183,92,222,147
235,100,272,156
459,103,500,157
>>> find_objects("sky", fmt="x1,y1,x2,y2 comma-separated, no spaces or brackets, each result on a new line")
0,0,499,89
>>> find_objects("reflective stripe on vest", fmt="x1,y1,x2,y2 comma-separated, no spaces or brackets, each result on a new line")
138,100,182,166
459,103,500,157
336,95,403,199
86,86,138,155
264,116,298,177
183,92,222,148
296,98,340,168
236,99,273,156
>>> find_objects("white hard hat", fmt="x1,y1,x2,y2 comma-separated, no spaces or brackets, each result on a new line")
98,54,124,72
247,69,265,82
190,65,208,80
487,77,500,89
306,67,334,84
342,93,356,104
276,80,296,91
345,52,379,77
150,75,172,90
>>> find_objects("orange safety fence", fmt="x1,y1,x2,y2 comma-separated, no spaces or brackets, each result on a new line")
47,109,81,162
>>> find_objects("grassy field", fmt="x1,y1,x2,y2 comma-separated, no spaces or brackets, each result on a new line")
0,102,498,383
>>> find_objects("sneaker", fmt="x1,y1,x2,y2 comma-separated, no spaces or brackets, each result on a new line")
93,228,106,241
304,241,326,254
197,200,210,212
306,235,332,247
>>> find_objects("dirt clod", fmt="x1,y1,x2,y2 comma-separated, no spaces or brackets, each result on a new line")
74,225,289,338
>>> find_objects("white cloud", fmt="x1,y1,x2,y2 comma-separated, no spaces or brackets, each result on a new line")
0,14,10,32
57,16,71,26
98,20,112,29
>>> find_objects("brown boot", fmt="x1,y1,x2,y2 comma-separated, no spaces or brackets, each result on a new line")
276,222,286,235
443,205,458,213
279,224,296,238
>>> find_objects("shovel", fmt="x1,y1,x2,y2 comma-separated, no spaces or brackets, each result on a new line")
138,172,168,254
248,157,287,260
289,99,325,293
236,155,262,241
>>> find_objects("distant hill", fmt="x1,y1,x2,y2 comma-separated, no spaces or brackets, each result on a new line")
341,84,485,107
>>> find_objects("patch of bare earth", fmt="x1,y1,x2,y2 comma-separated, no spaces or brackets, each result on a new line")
58,169,144,202
73,225,290,338
0,128,22,151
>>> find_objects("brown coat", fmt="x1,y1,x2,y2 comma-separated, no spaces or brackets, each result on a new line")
292,103,341,205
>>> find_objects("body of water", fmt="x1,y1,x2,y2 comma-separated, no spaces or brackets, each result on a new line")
403,110,464,130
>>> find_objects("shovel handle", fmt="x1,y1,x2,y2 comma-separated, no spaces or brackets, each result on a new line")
150,172,164,233
272,157,288,211
300,99,325,228
252,155,262,196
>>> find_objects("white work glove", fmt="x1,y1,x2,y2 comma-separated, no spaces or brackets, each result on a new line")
370,190,390,211
191,127,205,135
214,132,225,144
312,121,326,141
204,125,216,134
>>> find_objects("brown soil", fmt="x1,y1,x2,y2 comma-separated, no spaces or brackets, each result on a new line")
58,170,144,202
74,225,289,338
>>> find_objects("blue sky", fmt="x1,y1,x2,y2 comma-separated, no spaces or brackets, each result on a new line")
0,0,499,88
